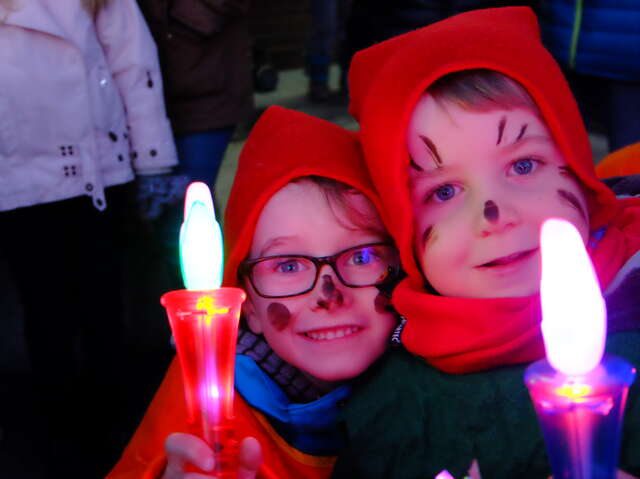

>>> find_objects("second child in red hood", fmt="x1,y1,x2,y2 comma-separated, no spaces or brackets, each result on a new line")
331,7,640,479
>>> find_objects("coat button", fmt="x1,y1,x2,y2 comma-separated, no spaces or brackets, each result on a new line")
99,78,108,87
167,33,173,40
85,183,94,192
109,132,118,142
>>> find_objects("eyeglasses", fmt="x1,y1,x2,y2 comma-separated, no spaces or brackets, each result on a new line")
239,242,400,298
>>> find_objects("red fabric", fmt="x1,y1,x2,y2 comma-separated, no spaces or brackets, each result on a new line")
222,105,382,288
348,7,640,373
107,106,378,478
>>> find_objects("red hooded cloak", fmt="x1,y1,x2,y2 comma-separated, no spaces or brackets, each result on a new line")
106,106,381,479
348,7,640,373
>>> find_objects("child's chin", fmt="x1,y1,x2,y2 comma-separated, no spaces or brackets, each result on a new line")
480,284,539,299
310,363,368,383
445,282,539,299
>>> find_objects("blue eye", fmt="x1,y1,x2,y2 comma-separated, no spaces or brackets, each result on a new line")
276,260,302,274
433,184,457,202
512,158,535,175
352,248,374,265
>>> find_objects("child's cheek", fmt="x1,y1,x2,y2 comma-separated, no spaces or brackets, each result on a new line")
374,292,391,314
556,188,588,223
267,302,291,331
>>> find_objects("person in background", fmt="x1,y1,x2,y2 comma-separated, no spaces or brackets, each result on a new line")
343,0,536,84
136,0,254,200
135,0,254,295
0,0,177,477
537,0,640,152
305,0,353,102
107,106,401,479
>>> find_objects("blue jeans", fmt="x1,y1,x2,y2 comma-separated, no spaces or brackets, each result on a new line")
306,0,338,85
174,127,235,190
162,127,234,275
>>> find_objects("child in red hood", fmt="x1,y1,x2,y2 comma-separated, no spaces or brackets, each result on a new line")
107,106,401,479
331,7,640,479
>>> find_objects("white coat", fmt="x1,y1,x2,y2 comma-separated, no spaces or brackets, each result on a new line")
0,0,178,211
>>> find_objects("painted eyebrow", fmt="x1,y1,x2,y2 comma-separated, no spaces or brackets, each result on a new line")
419,135,443,167
515,123,528,142
496,116,507,145
409,156,423,171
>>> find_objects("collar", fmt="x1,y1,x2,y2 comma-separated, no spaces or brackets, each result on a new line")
235,354,351,455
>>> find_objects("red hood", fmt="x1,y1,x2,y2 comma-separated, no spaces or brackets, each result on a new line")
347,7,640,372
222,106,382,287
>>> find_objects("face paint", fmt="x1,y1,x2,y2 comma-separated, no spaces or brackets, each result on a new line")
558,166,576,179
483,200,499,223
419,135,442,167
557,189,588,223
515,123,528,142
496,116,506,145
316,274,344,309
421,225,434,248
374,292,392,313
409,157,424,171
267,302,291,331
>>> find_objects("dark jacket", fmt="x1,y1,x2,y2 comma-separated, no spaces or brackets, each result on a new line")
136,0,254,134
538,0,640,81
332,331,640,479
346,1,536,54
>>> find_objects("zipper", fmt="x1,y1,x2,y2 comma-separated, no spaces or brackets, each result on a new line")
569,0,584,69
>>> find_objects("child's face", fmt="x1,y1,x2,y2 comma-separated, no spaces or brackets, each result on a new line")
406,95,590,298
242,182,397,385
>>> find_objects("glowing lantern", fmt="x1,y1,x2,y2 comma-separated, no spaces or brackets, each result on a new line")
161,182,246,477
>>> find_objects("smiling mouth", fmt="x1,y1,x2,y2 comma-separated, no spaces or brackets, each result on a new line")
302,326,362,341
477,248,538,268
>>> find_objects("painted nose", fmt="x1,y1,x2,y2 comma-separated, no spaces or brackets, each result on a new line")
314,273,344,310
477,199,519,237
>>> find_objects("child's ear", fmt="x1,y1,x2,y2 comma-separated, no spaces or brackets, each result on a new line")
242,297,263,335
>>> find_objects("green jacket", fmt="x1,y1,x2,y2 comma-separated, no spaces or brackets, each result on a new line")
332,331,640,479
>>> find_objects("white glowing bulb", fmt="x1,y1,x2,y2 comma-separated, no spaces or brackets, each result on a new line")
540,218,606,376
179,182,223,290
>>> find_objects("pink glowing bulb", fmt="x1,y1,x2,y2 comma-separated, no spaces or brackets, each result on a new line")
539,218,606,376
435,471,455,479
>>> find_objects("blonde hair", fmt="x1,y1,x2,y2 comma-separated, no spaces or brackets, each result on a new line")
293,176,391,241
428,69,539,114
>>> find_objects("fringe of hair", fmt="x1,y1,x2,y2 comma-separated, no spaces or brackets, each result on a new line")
428,69,539,114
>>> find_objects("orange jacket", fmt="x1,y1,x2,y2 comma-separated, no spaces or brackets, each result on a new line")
596,142,640,179
106,358,335,479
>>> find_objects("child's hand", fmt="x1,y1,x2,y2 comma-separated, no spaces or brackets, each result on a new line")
162,432,262,479
136,173,190,220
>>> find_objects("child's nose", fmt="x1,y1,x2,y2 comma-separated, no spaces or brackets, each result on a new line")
475,198,520,237
312,269,345,311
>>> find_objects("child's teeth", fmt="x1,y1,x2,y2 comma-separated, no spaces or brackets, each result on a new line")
305,327,359,340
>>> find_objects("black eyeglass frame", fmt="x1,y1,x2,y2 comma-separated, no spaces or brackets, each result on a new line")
238,242,400,299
